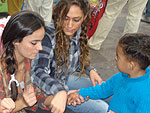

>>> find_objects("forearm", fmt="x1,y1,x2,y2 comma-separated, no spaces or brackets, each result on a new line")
43,91,67,107
12,97,27,113
79,85,103,99
79,80,114,99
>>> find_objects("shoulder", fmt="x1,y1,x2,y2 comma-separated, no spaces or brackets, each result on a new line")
111,72,123,79
43,22,56,48
45,21,55,38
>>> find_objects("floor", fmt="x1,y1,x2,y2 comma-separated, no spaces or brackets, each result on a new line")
0,5,150,81
90,5,150,80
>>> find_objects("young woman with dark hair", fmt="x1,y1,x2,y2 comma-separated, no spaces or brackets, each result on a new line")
0,10,74,113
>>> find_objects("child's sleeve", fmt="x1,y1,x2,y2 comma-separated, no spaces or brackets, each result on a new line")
79,73,119,100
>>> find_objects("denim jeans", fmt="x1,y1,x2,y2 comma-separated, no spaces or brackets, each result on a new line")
66,75,108,113
146,0,150,17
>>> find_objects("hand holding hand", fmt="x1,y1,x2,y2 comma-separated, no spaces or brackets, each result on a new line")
23,85,37,107
67,90,87,106
67,93,83,106
90,69,103,86
0,98,15,113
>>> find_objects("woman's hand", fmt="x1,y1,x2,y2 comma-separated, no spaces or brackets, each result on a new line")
90,69,103,86
0,98,15,113
23,85,37,107
50,91,67,113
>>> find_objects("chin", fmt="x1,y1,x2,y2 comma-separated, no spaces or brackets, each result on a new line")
66,33,73,36
30,56,37,60
64,31,74,36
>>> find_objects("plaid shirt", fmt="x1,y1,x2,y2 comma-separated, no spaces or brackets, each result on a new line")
31,22,95,95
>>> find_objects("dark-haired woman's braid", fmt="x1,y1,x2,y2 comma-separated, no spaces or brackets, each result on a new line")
5,43,18,101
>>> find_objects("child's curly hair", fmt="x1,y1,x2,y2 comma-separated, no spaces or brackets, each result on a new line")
119,33,150,70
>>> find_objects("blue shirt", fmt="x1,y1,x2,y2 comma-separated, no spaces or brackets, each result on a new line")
79,67,150,113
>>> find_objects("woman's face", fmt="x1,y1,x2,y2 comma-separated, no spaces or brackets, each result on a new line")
63,5,86,39
14,27,45,60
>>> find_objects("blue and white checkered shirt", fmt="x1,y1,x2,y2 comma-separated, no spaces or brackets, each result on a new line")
31,22,95,95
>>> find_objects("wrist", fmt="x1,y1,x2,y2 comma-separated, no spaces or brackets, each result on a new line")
22,97,28,108
92,68,97,72
60,90,67,95
90,69,97,75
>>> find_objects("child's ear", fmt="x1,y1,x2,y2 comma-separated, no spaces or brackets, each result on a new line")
129,61,136,70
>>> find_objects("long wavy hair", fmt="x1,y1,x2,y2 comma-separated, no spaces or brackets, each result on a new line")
53,0,91,75
0,10,45,101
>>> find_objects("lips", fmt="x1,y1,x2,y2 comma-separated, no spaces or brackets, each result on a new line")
65,28,74,32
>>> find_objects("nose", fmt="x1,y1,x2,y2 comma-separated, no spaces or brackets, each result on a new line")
67,19,73,28
37,42,43,51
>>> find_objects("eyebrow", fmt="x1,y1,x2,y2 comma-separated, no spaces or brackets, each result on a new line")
66,16,82,19
31,40,42,42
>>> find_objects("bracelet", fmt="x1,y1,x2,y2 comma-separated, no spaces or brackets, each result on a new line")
92,68,97,72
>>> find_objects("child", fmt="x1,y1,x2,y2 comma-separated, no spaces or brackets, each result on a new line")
67,33,150,113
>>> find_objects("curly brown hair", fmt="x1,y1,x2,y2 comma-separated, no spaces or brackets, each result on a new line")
53,0,91,75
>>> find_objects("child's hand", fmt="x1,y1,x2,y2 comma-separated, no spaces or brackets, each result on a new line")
67,92,85,106
23,85,37,107
67,93,80,106
0,98,15,113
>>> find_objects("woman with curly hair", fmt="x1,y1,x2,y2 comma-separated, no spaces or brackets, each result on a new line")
31,0,108,113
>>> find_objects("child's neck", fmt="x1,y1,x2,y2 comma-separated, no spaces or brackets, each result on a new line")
128,69,146,78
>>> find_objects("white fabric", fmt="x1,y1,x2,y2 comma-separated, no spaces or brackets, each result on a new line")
23,0,53,26
0,16,11,52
